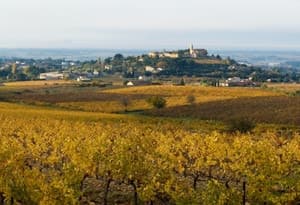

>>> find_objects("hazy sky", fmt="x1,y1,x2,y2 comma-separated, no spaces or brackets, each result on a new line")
1,0,300,49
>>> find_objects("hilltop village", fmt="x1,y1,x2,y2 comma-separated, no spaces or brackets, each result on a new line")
148,45,209,59
0,45,299,86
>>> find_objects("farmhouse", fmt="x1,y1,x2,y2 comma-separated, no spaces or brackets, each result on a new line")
126,81,134,86
138,75,152,81
145,66,156,72
39,72,64,80
125,80,152,86
77,76,91,82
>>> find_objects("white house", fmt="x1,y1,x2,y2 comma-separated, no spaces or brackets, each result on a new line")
104,65,112,70
227,77,241,83
145,66,155,72
39,72,64,80
77,76,91,82
126,81,134,86
93,70,100,76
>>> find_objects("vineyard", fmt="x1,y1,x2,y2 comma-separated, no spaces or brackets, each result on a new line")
0,82,300,204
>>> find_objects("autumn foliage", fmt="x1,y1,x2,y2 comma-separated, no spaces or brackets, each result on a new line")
0,103,299,204
0,84,299,204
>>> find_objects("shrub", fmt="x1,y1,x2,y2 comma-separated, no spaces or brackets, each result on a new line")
147,96,166,109
260,84,268,89
186,94,196,105
289,90,300,97
179,78,185,86
120,96,131,112
228,118,256,133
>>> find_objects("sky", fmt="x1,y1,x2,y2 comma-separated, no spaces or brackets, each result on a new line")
0,0,300,50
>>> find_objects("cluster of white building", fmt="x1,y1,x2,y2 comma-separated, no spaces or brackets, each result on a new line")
220,77,256,87
39,70,100,82
145,66,164,73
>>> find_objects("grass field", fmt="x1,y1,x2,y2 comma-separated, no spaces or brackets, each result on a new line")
146,96,300,125
267,82,300,92
1,83,298,125
0,82,299,127
3,80,74,87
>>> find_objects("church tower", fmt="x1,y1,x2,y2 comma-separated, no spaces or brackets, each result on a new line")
189,44,194,55
189,44,197,58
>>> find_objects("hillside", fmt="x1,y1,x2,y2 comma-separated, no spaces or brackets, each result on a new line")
0,82,300,204
1,47,299,83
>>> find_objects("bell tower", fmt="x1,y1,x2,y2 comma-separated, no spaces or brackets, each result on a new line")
189,44,194,54
189,44,196,57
